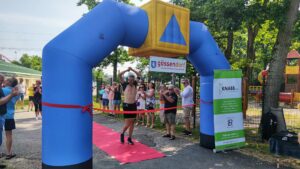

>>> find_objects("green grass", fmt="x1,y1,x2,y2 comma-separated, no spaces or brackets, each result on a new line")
15,99,30,110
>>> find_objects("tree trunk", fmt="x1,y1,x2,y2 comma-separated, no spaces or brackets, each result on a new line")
245,25,259,82
263,0,300,113
113,55,118,82
225,30,234,61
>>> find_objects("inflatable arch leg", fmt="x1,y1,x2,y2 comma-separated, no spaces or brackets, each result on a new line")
188,22,230,148
42,1,229,168
42,1,148,168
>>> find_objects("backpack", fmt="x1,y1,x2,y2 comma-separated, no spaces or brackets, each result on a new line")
262,112,278,141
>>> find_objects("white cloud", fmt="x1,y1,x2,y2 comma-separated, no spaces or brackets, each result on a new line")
0,13,73,30
132,0,170,6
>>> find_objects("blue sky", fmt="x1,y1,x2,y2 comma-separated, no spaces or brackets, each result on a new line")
0,0,169,61
0,0,168,75
0,0,88,60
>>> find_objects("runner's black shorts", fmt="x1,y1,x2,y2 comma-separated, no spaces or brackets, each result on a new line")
5,119,16,131
123,103,137,119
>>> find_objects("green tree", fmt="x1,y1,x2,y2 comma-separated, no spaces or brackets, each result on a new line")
99,47,134,81
172,0,244,61
203,0,244,60
264,0,300,112
77,0,133,81
291,16,300,50
93,68,104,81
12,54,42,71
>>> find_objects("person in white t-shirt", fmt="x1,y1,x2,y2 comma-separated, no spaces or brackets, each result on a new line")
135,84,146,126
102,86,109,111
17,78,26,109
175,79,194,136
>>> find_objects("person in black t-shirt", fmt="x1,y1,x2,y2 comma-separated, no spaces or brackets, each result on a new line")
33,80,42,120
113,84,122,112
162,85,178,140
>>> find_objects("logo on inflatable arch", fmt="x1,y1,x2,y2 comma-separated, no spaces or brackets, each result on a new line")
151,61,157,68
160,15,187,46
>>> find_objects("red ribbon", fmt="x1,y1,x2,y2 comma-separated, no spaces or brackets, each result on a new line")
42,102,93,116
42,102,196,115
200,99,213,104
93,104,196,114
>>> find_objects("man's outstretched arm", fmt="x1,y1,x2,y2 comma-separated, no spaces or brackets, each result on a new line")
0,87,19,105
119,68,130,84
129,67,141,78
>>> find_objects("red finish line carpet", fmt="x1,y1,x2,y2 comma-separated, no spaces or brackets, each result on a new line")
93,122,165,164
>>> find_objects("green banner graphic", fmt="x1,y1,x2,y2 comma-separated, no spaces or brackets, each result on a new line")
213,70,245,151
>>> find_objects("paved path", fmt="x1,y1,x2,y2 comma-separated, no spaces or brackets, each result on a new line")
0,111,291,169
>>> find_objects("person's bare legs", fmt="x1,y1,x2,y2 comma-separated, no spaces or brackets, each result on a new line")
170,124,175,136
122,119,131,133
27,101,33,112
135,113,140,125
103,105,108,112
117,105,121,117
165,123,170,135
184,108,192,132
5,130,12,155
141,113,145,125
151,113,155,128
20,99,24,109
121,119,135,144
128,119,135,138
27,101,30,112
185,117,191,132
114,104,119,116
146,113,150,127
121,119,130,143
35,111,39,120
99,100,102,109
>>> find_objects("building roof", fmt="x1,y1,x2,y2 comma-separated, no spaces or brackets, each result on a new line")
287,49,300,59
0,60,41,77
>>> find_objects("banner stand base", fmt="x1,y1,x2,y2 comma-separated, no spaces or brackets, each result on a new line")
199,133,215,149
42,158,92,169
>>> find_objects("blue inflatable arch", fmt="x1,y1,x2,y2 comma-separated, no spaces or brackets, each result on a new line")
42,0,230,168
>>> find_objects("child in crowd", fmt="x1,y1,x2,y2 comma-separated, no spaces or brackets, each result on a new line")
146,82,156,128
102,85,109,111
136,84,146,126
113,84,122,113
159,84,167,126
108,85,115,116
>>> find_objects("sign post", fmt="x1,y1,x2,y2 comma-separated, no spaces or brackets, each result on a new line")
213,70,245,152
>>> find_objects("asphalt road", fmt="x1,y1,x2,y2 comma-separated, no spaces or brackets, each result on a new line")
0,111,291,169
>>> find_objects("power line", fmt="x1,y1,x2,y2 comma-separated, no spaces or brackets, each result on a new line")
0,47,42,51
0,38,50,42
0,30,55,36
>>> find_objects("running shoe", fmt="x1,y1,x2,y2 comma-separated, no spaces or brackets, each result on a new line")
127,137,134,145
120,133,124,144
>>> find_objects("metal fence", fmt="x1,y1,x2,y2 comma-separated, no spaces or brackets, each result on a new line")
244,94,300,133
